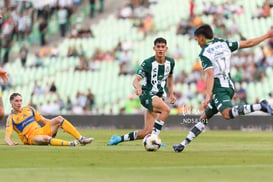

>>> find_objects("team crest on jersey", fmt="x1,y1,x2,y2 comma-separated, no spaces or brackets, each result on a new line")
145,99,149,105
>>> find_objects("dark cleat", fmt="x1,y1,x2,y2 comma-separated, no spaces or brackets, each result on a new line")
173,144,185,153
260,100,273,115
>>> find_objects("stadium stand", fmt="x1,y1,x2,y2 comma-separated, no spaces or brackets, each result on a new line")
0,0,273,115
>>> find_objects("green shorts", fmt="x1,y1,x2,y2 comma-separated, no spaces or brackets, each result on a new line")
139,90,162,111
205,87,234,119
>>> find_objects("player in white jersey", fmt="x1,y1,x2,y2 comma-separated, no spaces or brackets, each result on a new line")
173,24,273,152
108,37,176,146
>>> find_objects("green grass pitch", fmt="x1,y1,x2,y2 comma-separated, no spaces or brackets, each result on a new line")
1,129,273,182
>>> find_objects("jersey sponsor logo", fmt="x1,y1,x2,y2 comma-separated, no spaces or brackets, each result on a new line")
165,65,170,73
151,80,163,85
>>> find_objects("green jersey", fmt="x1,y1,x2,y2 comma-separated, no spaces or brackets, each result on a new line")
136,56,175,97
199,37,239,91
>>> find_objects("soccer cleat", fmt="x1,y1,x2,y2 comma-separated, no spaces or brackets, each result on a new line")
260,100,273,115
69,140,79,146
107,135,122,146
79,137,94,145
173,144,185,153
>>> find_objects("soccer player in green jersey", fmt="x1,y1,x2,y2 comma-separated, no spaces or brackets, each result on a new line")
173,24,273,152
108,37,176,145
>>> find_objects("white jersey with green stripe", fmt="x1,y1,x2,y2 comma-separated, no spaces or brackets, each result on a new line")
136,56,175,97
199,37,239,90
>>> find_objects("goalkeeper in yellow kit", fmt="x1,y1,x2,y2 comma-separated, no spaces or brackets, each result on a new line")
5,93,94,146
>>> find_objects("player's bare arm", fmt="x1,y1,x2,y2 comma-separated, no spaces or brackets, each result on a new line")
239,29,273,49
133,75,142,96
5,134,19,146
167,75,176,104
203,68,214,109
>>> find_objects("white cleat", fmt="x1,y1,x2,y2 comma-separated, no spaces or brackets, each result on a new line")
79,137,94,145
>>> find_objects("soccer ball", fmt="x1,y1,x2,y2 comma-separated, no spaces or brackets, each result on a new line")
143,134,161,152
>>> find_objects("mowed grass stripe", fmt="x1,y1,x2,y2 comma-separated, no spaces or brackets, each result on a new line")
0,129,273,182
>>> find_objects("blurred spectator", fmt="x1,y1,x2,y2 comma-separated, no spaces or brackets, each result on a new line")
92,48,105,61
196,76,206,94
75,54,89,71
64,96,73,112
187,59,202,83
30,51,43,68
50,44,59,58
73,91,87,108
49,81,57,93
176,14,202,37
117,2,133,19
72,102,85,114
28,98,37,109
139,14,154,37
86,89,95,110
118,50,132,75
234,81,247,104
252,1,271,19
43,82,50,94
56,94,65,111
32,80,44,96
19,43,28,67
189,0,195,17
124,94,141,114
89,0,96,18
268,92,273,107
171,44,183,60
252,4,263,19
40,100,60,115
17,11,27,41
77,25,94,38
2,39,12,65
72,0,82,12
99,0,105,13
67,45,79,57
173,91,187,108
38,17,48,46
57,6,68,37
39,45,51,57
176,18,191,35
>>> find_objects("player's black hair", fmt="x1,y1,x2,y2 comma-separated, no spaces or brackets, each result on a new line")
194,24,214,39
154,37,167,46
9,93,22,101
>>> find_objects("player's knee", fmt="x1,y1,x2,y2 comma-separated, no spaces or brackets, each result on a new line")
163,106,170,114
221,111,231,120
221,108,232,120
56,116,64,123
